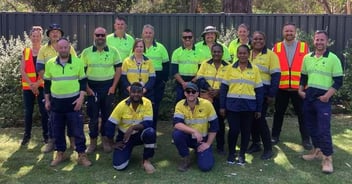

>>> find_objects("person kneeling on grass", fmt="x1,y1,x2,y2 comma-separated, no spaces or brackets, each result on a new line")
172,82,219,172
105,82,156,174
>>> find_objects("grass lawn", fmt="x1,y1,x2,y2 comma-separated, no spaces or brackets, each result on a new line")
0,116,351,184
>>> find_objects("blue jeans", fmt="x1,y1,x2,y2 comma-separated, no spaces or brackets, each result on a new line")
22,88,48,140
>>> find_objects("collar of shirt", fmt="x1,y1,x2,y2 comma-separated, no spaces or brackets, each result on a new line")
92,45,109,52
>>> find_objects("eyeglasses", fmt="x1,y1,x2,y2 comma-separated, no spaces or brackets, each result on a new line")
185,90,197,94
182,36,193,40
95,34,106,38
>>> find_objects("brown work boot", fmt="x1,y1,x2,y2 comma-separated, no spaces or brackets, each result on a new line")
102,136,113,153
50,151,67,166
69,137,76,150
43,139,55,153
177,156,191,172
302,148,323,161
78,153,92,167
322,155,333,174
86,138,97,154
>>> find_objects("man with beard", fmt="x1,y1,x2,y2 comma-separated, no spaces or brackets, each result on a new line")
80,27,122,153
37,23,77,153
299,30,343,174
271,23,312,150
105,82,156,174
44,38,91,167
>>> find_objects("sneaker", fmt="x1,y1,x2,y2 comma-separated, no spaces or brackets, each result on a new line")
227,154,235,164
271,137,280,145
237,155,246,166
261,150,274,160
246,143,262,154
21,137,30,146
302,140,313,150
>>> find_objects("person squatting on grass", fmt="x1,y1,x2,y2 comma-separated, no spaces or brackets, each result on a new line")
299,30,343,174
105,82,157,174
44,38,91,167
172,82,219,172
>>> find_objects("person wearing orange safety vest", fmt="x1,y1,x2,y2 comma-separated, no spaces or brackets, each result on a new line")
20,26,49,146
271,23,312,150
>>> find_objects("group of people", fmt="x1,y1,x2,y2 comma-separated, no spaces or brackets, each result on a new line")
20,15,343,174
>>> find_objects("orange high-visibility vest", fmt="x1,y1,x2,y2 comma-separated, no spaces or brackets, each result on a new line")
21,48,44,90
273,41,308,89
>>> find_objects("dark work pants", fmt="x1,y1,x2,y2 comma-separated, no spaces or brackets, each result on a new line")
251,100,272,152
23,88,48,140
172,130,215,172
87,89,114,139
272,89,309,141
113,128,156,170
303,99,333,156
153,78,166,129
51,111,86,153
213,97,225,151
227,111,254,156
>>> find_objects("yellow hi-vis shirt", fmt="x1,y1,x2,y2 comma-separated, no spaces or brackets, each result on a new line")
171,46,204,76
173,98,218,137
121,55,156,85
106,33,134,61
196,59,229,90
195,41,231,63
80,46,121,81
108,97,153,133
250,48,280,85
37,42,76,69
44,55,86,99
145,41,169,71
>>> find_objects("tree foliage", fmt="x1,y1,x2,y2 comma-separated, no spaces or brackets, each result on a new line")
17,0,135,12
1,0,351,14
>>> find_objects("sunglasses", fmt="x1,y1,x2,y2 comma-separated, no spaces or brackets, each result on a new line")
185,90,197,94
182,36,193,40
95,34,106,38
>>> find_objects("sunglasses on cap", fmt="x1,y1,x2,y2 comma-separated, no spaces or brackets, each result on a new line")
185,90,197,94
130,85,143,92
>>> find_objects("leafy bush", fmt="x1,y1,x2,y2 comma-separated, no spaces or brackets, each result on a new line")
0,34,29,127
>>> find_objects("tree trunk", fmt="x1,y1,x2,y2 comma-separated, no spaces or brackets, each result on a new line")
318,0,332,14
222,0,252,13
347,0,351,14
189,0,197,13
